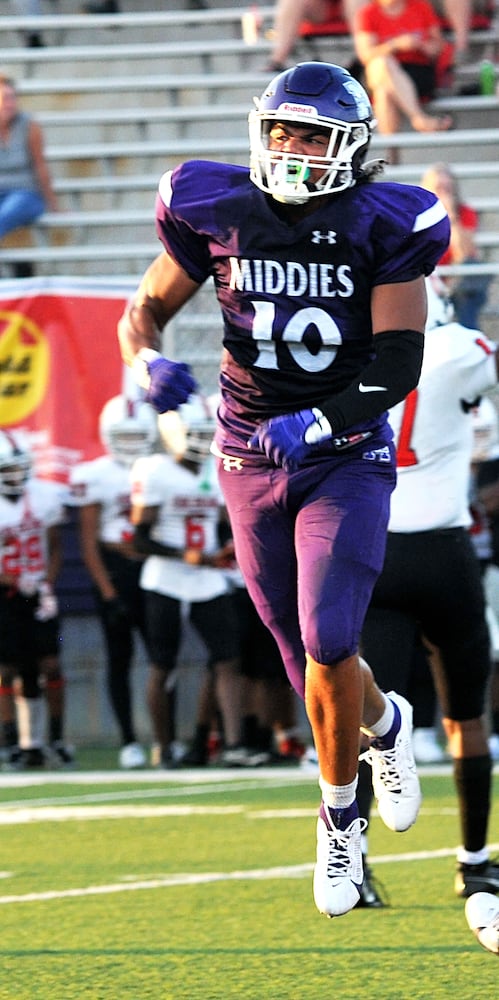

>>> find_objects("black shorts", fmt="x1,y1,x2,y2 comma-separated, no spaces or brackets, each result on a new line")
143,590,240,673
401,61,437,101
0,589,61,665
231,587,287,682
361,528,491,721
348,58,436,102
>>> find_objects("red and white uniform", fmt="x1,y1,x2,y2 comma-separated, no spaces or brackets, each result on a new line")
0,478,66,587
131,453,229,602
388,322,497,532
69,455,134,544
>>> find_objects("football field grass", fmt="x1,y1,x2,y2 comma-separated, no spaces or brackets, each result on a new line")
0,757,497,1000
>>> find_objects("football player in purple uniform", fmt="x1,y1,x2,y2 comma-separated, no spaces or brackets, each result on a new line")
117,62,450,918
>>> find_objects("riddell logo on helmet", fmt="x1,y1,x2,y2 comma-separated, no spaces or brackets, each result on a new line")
279,103,316,116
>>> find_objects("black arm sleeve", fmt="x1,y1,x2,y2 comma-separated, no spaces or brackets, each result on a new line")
132,522,180,559
321,329,424,433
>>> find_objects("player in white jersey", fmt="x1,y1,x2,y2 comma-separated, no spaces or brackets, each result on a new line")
472,400,499,763
69,395,158,769
0,429,73,769
360,275,499,902
131,395,249,768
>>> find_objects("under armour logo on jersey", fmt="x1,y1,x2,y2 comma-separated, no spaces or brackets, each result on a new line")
311,230,337,244
221,455,244,471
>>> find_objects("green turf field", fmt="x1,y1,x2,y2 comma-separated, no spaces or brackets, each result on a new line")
0,760,497,999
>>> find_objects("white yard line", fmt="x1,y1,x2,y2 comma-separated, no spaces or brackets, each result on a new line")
0,802,460,823
3,846,498,906
0,804,247,823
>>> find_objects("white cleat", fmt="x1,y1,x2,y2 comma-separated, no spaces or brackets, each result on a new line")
119,742,146,769
313,811,367,917
465,892,499,955
488,733,499,762
364,692,422,832
412,727,447,764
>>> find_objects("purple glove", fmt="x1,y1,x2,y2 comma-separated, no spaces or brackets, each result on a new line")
248,407,333,472
133,348,197,413
144,356,197,414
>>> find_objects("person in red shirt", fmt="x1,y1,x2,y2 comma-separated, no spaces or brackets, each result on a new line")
421,162,491,329
264,1,361,74
353,0,452,134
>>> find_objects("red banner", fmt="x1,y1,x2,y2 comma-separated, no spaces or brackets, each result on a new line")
0,276,136,482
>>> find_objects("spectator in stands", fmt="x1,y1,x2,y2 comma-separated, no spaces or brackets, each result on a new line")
433,1,489,63
69,394,158,770
352,0,453,135
420,162,491,329
0,75,59,276
263,0,482,73
264,1,362,73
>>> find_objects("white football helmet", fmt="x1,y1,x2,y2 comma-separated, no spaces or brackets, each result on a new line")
425,274,454,330
472,397,499,462
249,61,375,204
99,395,158,466
0,428,32,496
159,394,217,464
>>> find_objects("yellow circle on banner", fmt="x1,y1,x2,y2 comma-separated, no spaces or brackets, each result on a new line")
0,310,49,425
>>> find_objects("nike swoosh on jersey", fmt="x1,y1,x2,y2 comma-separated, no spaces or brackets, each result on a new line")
358,383,388,393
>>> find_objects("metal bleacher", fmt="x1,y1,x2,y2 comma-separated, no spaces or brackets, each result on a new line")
0,1,498,326
1,4,498,747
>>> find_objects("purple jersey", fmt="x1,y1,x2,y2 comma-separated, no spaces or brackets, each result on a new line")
156,160,449,448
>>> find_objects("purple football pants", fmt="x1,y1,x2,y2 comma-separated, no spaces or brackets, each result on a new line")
217,439,396,699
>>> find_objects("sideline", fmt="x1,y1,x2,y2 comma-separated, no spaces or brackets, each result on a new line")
0,763,465,789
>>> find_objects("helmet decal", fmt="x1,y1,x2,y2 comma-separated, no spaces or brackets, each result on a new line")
278,102,317,116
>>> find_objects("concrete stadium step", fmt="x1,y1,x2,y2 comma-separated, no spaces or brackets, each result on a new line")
1,3,497,287
38,127,499,180
0,37,277,80
35,102,251,146
0,4,276,48
16,69,271,113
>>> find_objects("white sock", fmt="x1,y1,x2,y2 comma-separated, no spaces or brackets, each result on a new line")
15,696,45,749
457,846,489,866
319,775,358,810
361,694,394,739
